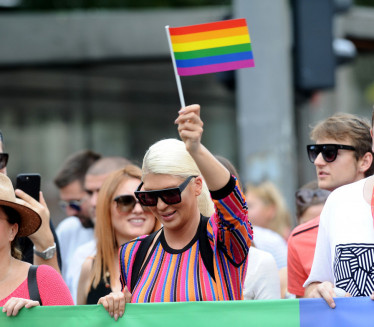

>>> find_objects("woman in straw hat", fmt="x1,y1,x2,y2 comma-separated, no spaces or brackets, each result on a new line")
0,174,73,316
98,104,253,320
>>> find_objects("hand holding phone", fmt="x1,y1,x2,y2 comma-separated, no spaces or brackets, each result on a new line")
15,173,41,201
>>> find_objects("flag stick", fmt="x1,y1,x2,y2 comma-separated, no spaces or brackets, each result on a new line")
165,25,186,108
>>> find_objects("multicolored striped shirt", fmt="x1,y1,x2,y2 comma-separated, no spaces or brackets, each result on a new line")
119,176,252,302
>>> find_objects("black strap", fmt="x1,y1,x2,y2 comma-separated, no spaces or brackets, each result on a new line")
130,230,160,292
199,216,215,282
27,265,42,305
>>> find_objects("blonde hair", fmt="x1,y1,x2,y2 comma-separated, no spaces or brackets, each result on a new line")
245,181,291,238
142,138,214,217
91,164,161,288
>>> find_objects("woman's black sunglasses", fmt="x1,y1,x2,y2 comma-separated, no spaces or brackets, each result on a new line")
306,144,356,163
134,175,197,207
114,194,149,213
295,188,331,206
0,153,9,169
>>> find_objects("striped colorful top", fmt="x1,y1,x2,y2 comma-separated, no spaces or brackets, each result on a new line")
119,176,253,302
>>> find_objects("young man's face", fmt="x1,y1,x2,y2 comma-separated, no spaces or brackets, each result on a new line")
313,137,365,192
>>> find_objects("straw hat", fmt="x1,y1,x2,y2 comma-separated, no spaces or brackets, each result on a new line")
0,173,41,237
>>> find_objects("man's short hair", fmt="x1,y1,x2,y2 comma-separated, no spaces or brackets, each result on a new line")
310,113,374,176
54,150,102,189
86,157,132,176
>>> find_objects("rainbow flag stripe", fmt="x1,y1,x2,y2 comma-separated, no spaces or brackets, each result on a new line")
169,18,255,76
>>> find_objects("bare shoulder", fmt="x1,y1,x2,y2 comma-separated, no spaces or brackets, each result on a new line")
81,256,95,273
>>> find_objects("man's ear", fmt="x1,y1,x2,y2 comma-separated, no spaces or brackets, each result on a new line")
359,152,373,174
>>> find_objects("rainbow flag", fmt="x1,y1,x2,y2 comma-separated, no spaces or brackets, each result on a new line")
168,18,255,76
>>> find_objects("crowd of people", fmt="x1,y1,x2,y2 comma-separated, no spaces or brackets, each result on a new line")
1,103,374,320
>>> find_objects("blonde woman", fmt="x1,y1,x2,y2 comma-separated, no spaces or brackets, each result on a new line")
77,165,160,304
245,181,292,241
98,104,252,320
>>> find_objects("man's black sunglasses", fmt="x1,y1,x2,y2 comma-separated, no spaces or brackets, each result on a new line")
0,153,9,170
307,144,356,163
59,199,82,212
134,175,197,206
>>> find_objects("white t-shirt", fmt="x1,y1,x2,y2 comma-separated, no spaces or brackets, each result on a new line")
65,239,97,303
243,247,281,300
304,178,374,296
252,226,288,269
56,216,94,281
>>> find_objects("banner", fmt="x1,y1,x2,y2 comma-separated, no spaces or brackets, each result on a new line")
1,297,374,327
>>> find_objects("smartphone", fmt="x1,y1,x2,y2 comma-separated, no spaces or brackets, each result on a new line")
15,173,41,201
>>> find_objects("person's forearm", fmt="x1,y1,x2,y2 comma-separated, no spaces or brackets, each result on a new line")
189,144,230,191
30,230,61,273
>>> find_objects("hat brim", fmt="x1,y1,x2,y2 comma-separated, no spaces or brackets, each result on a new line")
0,199,42,237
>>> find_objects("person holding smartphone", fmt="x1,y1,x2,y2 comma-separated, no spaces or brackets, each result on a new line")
0,131,61,274
0,173,73,316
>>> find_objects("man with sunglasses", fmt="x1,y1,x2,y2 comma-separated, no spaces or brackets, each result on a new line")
288,113,374,298
303,110,374,307
54,149,101,285
0,130,62,273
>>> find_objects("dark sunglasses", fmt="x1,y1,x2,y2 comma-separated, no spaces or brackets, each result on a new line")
295,188,331,206
114,194,149,213
306,144,356,163
0,153,9,170
59,199,82,212
134,175,197,207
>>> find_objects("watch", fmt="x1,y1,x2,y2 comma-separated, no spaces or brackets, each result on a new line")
33,243,56,260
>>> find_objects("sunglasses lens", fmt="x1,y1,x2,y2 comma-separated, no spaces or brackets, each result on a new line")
70,203,81,211
315,189,331,201
322,146,338,162
296,190,313,205
307,146,319,163
0,153,8,169
137,192,157,206
160,189,181,205
115,195,137,212
60,200,81,212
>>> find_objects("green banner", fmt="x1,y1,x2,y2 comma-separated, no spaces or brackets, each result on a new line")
1,300,300,327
